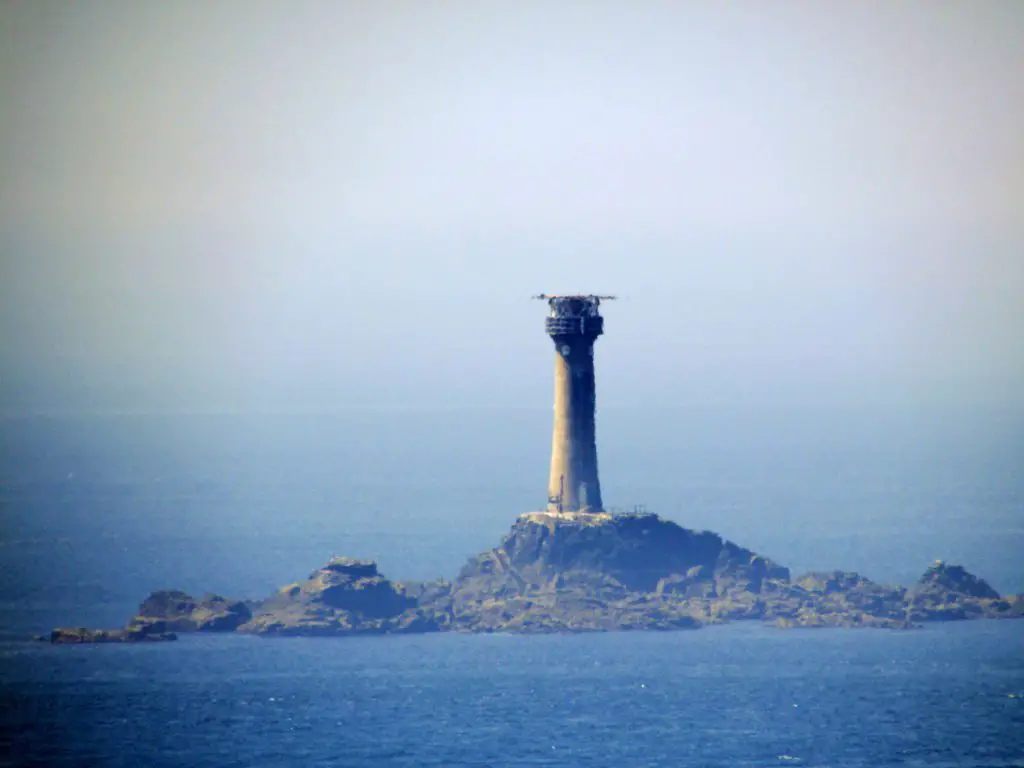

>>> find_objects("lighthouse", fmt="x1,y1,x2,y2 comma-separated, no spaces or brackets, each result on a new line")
534,294,614,514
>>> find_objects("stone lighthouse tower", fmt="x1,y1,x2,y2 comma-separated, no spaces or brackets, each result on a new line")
535,294,614,514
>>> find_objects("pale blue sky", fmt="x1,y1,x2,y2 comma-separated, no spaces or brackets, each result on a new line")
1,1,1022,414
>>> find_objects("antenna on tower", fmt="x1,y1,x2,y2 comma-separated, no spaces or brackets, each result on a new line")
531,294,617,301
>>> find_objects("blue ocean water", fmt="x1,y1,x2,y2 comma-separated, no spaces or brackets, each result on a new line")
3,623,1024,767
1,410,1023,766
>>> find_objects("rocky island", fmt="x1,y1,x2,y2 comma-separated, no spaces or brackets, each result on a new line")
47,298,1023,643
50,511,1023,643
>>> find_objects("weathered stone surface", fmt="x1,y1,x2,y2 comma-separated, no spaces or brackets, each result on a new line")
785,571,908,621
189,596,253,631
237,556,440,637
904,561,1005,621
990,595,1024,619
434,537,1018,632
50,513,1022,641
911,561,1000,599
133,590,252,632
483,512,789,594
51,624,177,644
440,512,788,632
137,590,196,622
321,556,379,579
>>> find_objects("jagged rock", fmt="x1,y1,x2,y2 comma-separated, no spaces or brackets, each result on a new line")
714,550,790,595
133,590,252,632
657,566,716,599
322,556,379,579
190,596,253,631
51,627,121,644
990,596,1024,618
51,624,177,644
137,590,197,627
911,561,1000,599
477,511,788,594
795,571,870,594
446,511,787,632
445,590,700,634
239,556,441,636
397,578,452,604
906,561,1003,621
788,571,908,620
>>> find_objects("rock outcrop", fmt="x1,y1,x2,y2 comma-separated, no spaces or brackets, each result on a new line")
434,512,785,632
769,571,910,629
49,511,1023,641
128,590,253,632
50,621,177,644
237,557,442,636
906,561,1013,621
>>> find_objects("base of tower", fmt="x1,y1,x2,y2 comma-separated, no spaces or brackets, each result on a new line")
521,510,612,526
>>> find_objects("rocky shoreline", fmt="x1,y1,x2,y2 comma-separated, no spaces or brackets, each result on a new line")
49,512,1023,643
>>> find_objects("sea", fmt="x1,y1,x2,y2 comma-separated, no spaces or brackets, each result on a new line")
2,409,1023,766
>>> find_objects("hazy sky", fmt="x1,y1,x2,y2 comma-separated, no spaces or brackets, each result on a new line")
1,1,1022,414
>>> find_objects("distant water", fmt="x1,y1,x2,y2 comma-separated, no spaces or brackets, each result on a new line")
3,622,1023,767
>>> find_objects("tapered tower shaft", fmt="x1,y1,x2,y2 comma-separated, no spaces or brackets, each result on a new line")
537,294,613,513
